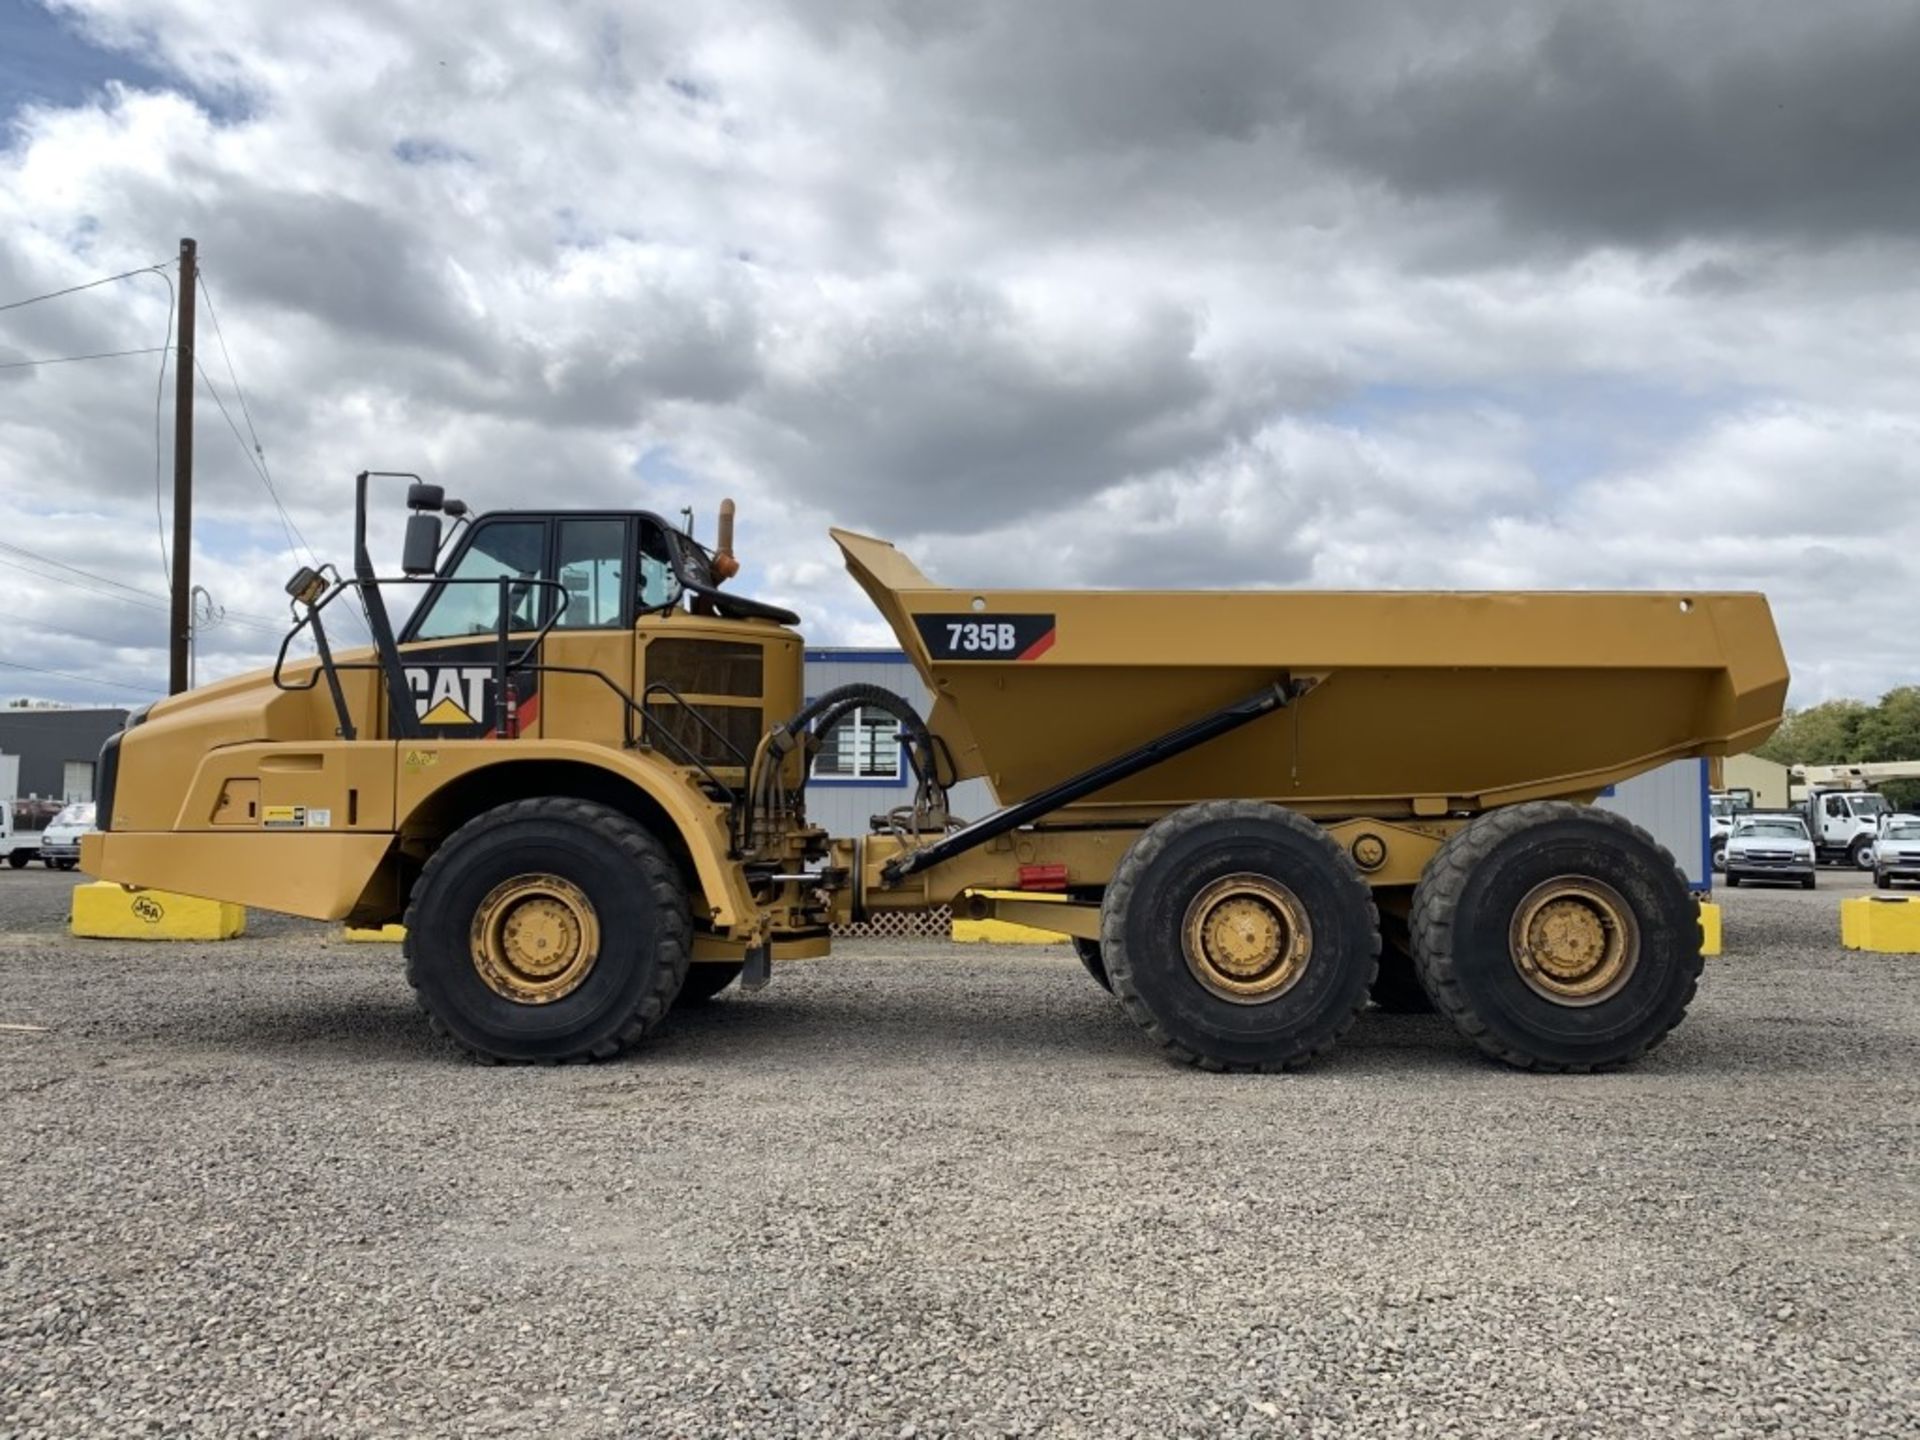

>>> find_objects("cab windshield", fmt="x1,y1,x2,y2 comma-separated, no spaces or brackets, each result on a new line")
1852,795,1889,817
1885,821,1920,840
1734,818,1807,839
52,802,95,828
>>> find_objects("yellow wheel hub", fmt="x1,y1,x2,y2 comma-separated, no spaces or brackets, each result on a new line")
1509,876,1639,1006
1182,874,1313,1005
470,873,601,1005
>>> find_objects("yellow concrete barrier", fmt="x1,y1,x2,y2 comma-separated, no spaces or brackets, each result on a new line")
1699,900,1722,957
1841,896,1920,953
951,890,1071,945
344,924,407,943
70,882,245,941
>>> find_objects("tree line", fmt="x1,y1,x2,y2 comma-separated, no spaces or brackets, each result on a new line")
1754,686,1920,810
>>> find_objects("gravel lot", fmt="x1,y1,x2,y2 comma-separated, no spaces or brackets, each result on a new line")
2,866,1916,1438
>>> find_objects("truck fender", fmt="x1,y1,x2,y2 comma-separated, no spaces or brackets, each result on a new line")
397,741,753,932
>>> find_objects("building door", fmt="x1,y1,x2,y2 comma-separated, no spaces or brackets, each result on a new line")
62,760,95,802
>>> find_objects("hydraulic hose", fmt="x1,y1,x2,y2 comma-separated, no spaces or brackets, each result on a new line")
746,684,942,849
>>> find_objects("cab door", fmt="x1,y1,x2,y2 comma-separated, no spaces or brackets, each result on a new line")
395,516,551,740
394,514,638,744
536,516,637,745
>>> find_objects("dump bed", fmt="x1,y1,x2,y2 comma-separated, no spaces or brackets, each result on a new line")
833,530,1788,819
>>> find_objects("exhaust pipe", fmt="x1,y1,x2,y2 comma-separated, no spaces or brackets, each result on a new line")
711,497,740,583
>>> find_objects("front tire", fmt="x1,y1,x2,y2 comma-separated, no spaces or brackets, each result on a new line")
404,798,690,1063
1725,873,1741,888
1101,801,1378,1071
1850,837,1875,870
1410,802,1701,1072
6,852,27,869
1875,870,1892,890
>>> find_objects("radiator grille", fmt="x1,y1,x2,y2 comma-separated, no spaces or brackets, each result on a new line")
645,639,764,698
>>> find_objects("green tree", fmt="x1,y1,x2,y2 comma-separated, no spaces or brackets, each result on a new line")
1855,686,1920,762
1754,699,1870,766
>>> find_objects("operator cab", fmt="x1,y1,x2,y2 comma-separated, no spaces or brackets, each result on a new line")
400,509,797,643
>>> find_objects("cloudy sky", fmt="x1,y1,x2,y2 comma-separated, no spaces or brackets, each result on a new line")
2,0,1916,708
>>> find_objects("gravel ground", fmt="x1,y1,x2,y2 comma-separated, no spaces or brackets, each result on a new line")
2,866,1916,1439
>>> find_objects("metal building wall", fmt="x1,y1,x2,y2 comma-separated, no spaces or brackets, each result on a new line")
801,650,995,840
1595,757,1710,892
0,708,129,800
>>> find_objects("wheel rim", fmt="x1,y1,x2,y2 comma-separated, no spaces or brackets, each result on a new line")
1508,876,1640,1007
469,873,601,1004
1181,873,1313,1005
1855,844,1875,870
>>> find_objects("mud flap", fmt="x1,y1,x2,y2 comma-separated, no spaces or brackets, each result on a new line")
740,943,772,991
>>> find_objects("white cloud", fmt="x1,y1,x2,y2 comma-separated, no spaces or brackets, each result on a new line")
1,0,1915,712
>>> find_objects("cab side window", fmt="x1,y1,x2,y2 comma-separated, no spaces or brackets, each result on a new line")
411,520,547,640
637,519,681,611
1826,797,1849,820
554,518,627,630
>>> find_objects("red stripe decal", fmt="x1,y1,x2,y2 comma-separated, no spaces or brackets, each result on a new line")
1017,628,1056,661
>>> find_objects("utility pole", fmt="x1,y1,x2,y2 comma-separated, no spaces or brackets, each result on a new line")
168,237,197,695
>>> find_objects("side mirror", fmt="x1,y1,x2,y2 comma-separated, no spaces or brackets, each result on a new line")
402,513,442,576
407,482,446,512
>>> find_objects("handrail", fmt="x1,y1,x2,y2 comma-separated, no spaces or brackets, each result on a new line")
273,573,571,740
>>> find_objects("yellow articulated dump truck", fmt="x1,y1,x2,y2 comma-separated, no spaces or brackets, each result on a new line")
84,473,1788,1071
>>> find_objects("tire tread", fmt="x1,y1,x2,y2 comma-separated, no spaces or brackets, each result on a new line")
403,797,689,1064
1408,800,1702,1073
1103,800,1379,1073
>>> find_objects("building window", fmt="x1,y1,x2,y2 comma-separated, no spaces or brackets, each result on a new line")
813,706,901,782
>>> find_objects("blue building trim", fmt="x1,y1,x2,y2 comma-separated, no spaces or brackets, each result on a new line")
804,648,910,664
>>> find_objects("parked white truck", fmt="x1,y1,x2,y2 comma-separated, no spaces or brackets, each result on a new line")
1798,787,1890,868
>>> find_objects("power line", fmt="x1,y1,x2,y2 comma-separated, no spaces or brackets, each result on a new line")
0,261,171,314
0,346,168,371
193,356,309,557
0,554,170,613
194,271,368,643
0,548,284,636
0,538,170,603
195,274,312,560
0,658,162,698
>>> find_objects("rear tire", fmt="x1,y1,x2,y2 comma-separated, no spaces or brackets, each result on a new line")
1072,937,1113,993
404,798,690,1063
1410,802,1701,1072
1101,801,1378,1071
6,852,27,869
677,962,744,1003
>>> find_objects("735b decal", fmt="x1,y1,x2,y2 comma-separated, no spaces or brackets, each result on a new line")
913,613,1056,661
